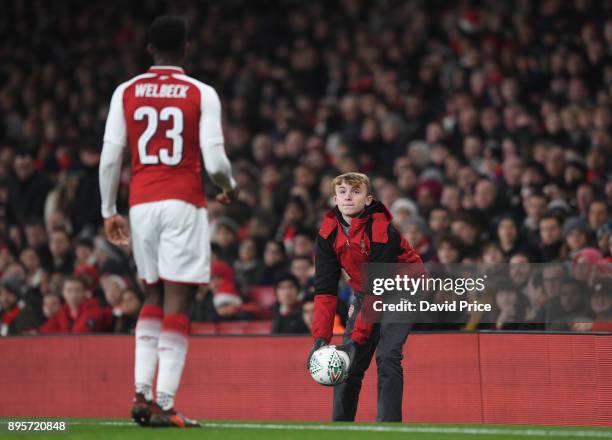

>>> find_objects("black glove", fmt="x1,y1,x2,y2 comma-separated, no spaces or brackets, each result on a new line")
335,339,359,373
306,338,328,370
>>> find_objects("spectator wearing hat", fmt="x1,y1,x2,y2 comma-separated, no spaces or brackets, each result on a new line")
0,276,41,335
390,198,418,229
271,274,309,334
210,260,254,321
561,217,591,260
571,247,604,283
74,264,100,296
400,216,434,262
414,179,442,217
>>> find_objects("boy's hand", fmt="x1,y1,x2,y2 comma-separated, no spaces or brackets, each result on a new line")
336,339,359,373
306,338,328,370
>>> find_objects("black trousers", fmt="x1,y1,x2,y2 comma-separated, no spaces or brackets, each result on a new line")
332,295,411,422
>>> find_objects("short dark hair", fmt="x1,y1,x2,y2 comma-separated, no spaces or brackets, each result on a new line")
275,273,300,290
149,16,186,53
63,275,86,289
539,213,562,227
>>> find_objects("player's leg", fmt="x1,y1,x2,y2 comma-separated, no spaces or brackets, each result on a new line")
332,294,380,421
154,281,196,416
375,322,411,422
149,201,209,428
129,203,163,425
134,282,163,398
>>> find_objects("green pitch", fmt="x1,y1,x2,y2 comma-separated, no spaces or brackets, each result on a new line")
2,419,612,440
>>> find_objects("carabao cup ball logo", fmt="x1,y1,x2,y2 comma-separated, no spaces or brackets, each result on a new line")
309,346,349,386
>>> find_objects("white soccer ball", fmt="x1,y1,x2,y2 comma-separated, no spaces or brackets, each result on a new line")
308,345,350,386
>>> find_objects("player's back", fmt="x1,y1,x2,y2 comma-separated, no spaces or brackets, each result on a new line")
119,66,209,209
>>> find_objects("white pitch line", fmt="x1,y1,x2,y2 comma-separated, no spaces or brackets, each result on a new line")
63,420,612,438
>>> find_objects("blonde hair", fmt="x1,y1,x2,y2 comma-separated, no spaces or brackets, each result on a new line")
332,172,371,194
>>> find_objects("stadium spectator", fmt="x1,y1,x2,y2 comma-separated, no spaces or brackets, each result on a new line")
271,274,309,334
212,217,240,265
301,294,315,332
112,288,142,334
233,238,263,295
289,256,314,293
0,276,41,335
546,279,591,331
42,293,62,323
48,229,75,274
37,276,111,333
493,285,527,330
538,214,564,262
0,0,611,334
7,152,52,225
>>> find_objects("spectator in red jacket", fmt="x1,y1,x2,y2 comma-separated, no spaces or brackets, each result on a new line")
38,275,112,334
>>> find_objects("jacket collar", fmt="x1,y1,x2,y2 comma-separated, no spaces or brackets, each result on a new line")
333,200,392,226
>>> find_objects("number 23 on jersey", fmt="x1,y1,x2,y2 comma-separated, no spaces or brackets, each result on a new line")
134,106,183,166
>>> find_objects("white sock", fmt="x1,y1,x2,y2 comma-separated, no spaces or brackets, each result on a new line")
156,319,189,411
157,392,174,411
134,315,162,401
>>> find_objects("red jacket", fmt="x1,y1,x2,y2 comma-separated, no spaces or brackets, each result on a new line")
312,201,423,344
38,298,113,334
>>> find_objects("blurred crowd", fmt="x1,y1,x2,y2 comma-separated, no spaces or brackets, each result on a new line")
0,0,611,336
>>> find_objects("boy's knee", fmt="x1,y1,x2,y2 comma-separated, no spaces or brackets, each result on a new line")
376,348,403,369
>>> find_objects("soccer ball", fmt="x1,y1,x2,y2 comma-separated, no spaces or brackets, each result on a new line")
308,345,350,386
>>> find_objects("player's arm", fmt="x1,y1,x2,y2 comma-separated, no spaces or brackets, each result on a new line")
199,85,238,204
99,84,130,246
